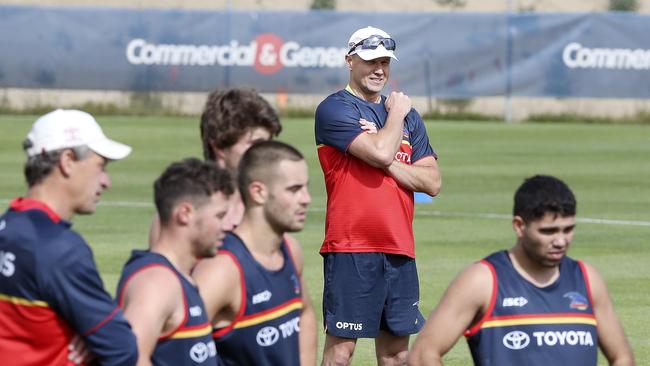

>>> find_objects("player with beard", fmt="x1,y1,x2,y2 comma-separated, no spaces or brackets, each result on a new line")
117,158,234,366
193,141,317,366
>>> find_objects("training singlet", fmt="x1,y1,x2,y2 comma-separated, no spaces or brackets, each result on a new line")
213,233,302,366
314,88,436,258
0,198,137,366
117,250,218,366
465,250,598,365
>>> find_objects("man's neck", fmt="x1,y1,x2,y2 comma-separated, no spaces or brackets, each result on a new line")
27,184,73,221
508,247,559,287
234,216,285,270
346,84,381,103
152,233,196,279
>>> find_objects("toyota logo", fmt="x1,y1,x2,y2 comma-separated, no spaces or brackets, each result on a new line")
503,331,530,350
189,342,209,363
256,326,280,347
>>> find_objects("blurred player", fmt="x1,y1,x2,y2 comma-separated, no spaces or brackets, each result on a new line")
148,87,281,243
116,158,234,365
0,109,137,365
409,175,635,366
193,141,317,366
315,26,441,365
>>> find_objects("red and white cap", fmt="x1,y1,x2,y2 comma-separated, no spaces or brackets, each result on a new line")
25,109,132,160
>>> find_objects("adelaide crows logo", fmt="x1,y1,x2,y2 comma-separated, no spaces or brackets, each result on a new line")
563,292,589,310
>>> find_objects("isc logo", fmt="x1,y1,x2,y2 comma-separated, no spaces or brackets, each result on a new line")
503,297,528,307
0,250,16,277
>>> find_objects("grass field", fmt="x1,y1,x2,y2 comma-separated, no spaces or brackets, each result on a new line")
1,115,649,365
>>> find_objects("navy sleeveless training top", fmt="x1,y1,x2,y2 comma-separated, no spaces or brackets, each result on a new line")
465,250,598,365
213,233,302,366
117,250,219,366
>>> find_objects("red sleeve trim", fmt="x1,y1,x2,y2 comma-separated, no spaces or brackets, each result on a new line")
578,260,595,309
212,250,247,339
465,259,498,337
116,263,187,340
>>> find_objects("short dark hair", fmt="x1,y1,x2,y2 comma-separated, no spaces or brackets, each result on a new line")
513,175,576,223
200,87,282,161
22,141,91,187
238,141,304,207
154,158,234,224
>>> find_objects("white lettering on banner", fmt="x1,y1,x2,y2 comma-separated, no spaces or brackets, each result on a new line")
125,36,347,74
0,250,16,277
532,331,595,347
563,42,650,70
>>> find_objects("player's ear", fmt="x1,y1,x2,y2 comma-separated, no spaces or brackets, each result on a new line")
174,201,194,226
345,55,353,70
247,181,267,205
210,140,227,169
58,148,77,177
512,216,526,237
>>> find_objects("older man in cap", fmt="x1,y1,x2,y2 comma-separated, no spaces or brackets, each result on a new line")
314,26,442,365
0,109,137,365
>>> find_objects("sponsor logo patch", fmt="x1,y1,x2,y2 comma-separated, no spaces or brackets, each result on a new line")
252,290,272,304
502,296,528,307
189,341,216,363
503,330,530,350
0,250,16,277
564,292,589,310
256,326,280,347
189,305,203,317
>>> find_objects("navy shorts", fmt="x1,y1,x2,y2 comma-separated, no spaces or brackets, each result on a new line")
322,252,424,338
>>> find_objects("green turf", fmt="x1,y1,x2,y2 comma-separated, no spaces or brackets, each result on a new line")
1,115,648,365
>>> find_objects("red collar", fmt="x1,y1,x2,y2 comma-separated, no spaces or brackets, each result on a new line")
10,197,61,223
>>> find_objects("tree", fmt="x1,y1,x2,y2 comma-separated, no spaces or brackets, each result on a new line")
311,0,335,10
434,0,467,8
609,0,638,11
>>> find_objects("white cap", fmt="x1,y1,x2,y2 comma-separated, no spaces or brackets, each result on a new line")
25,109,132,160
347,26,398,61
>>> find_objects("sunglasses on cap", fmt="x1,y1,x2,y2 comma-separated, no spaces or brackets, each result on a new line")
347,35,397,55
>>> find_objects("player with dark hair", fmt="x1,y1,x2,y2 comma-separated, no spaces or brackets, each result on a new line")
200,87,282,167
193,141,317,366
149,87,282,244
0,109,137,365
117,158,234,366
315,26,441,365
409,175,635,366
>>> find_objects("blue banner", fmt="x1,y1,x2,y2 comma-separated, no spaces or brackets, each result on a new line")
1,6,649,98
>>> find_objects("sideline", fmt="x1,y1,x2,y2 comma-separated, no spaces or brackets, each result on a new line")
2,199,648,227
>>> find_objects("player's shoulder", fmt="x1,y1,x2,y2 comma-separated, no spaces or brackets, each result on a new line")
192,250,242,301
194,248,241,282
120,256,182,301
405,106,424,125
37,227,93,268
316,90,355,114
446,259,495,294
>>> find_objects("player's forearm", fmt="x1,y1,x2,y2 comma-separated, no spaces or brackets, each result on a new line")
407,349,444,366
360,114,406,167
299,305,318,366
385,160,441,196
